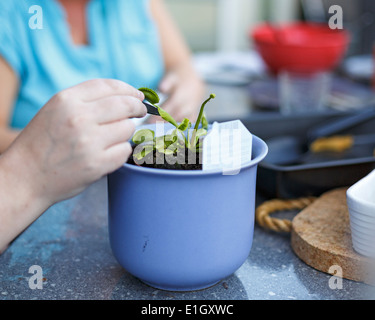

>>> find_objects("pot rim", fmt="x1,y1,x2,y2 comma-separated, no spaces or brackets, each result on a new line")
119,134,268,176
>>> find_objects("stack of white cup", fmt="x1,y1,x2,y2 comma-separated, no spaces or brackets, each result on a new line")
346,170,375,258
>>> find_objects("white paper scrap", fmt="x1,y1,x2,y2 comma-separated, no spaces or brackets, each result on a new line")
203,120,252,175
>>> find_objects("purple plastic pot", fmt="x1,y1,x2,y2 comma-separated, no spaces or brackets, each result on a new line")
107,126,268,291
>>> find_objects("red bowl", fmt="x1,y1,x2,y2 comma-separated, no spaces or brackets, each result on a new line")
251,22,350,74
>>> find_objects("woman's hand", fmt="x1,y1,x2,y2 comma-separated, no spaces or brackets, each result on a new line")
13,79,146,204
0,79,146,252
156,67,205,122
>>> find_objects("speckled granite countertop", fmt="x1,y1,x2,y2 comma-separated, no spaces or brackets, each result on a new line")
0,178,372,300
2,81,374,301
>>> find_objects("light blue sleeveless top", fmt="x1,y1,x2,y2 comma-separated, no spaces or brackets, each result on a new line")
0,0,164,129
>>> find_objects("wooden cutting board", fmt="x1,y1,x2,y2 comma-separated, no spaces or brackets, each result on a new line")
291,188,374,285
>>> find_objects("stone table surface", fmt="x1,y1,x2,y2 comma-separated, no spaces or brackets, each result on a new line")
1,82,374,301
0,177,373,300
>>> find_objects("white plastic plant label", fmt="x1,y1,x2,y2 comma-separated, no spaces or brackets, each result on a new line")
203,120,252,175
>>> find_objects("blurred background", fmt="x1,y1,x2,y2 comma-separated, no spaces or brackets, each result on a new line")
166,0,375,55
164,0,375,120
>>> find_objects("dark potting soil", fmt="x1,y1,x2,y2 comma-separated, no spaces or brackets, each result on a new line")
127,145,202,170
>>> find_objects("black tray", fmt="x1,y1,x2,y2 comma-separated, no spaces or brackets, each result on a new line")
214,111,375,199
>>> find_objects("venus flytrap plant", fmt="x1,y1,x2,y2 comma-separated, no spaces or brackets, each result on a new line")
132,88,215,167
138,87,160,106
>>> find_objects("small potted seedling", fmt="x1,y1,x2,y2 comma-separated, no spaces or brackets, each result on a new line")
107,88,268,291
128,88,214,170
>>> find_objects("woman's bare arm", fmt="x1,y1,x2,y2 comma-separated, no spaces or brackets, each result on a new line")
0,56,20,153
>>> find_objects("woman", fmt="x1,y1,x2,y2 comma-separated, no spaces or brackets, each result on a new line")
0,0,204,153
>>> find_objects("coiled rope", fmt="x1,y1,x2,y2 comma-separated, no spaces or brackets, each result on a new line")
255,197,317,233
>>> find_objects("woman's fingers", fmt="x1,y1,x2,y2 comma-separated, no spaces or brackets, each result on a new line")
158,70,205,122
68,79,145,102
99,118,135,149
91,95,147,124
101,142,133,174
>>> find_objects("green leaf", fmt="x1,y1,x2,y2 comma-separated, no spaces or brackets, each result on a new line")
165,140,180,155
165,133,179,144
155,134,178,153
155,136,167,152
170,128,189,148
177,118,191,131
193,128,207,142
189,128,207,151
133,144,154,161
155,139,166,153
132,129,155,145
138,87,160,104
201,113,208,130
155,137,179,155
157,106,178,128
